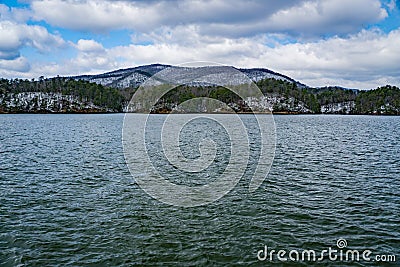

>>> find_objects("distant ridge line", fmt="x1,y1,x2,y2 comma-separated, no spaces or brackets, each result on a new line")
71,63,307,89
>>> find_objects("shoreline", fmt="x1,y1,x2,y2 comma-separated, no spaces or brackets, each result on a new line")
0,111,399,116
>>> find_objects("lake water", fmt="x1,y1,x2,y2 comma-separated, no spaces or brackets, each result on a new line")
0,114,399,266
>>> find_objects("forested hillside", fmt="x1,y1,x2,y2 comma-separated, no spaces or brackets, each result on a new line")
0,77,125,113
0,76,399,114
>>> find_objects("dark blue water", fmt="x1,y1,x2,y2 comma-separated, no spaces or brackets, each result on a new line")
0,114,399,266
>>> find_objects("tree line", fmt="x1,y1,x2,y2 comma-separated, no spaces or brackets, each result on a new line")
0,76,399,114
0,77,125,112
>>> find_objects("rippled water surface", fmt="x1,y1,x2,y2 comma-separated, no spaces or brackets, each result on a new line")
0,114,399,266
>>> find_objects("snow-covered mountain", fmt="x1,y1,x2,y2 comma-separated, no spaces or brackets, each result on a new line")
72,64,306,88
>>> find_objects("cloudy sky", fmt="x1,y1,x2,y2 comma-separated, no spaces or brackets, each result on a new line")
0,0,399,89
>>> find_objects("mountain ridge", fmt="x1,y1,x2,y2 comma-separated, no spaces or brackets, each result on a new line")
1,64,399,115
71,63,308,89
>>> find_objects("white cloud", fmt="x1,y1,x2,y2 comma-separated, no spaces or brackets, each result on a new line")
266,0,388,37
31,0,161,32
1,19,399,90
66,39,117,72
0,0,399,90
30,0,388,38
0,4,31,23
2,25,400,90
259,29,400,88
33,27,393,89
75,39,105,53
0,56,30,72
0,3,65,75
0,21,64,74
